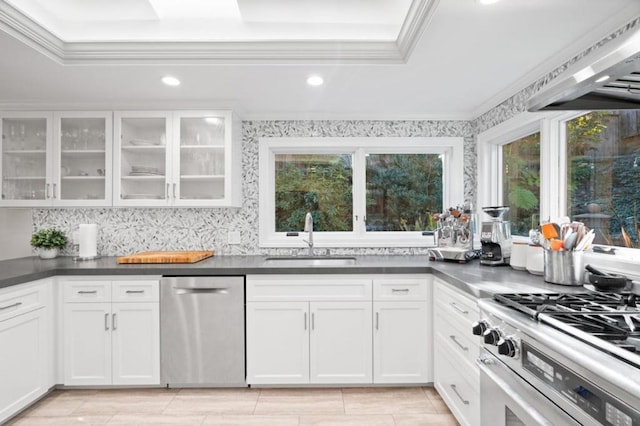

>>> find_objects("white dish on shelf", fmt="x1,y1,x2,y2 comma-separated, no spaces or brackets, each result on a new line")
131,166,161,174
122,194,164,200
129,139,161,146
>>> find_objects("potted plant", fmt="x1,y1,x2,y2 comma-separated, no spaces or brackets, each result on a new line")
30,228,68,259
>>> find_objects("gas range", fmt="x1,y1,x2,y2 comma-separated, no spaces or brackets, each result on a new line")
475,291,640,426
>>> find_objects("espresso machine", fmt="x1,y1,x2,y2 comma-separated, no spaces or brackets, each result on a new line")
480,206,512,266
427,204,475,263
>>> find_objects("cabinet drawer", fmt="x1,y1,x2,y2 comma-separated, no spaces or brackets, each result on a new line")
63,281,110,303
373,278,429,301
434,280,478,328
434,312,479,378
0,281,47,322
435,346,480,426
247,275,372,302
112,280,159,302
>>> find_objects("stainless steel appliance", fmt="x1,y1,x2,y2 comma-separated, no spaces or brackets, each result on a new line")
527,28,640,112
473,292,640,425
428,205,476,263
480,206,512,266
161,276,245,387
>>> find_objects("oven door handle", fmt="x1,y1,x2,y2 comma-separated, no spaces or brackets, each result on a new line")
477,354,559,426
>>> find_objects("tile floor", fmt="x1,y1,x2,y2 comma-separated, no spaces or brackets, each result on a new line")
7,387,458,426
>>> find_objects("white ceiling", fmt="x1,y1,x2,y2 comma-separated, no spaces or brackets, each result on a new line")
0,0,639,120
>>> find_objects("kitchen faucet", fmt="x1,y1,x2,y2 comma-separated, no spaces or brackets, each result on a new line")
303,212,314,256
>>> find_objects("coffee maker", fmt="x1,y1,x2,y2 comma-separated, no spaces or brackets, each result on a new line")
480,206,512,266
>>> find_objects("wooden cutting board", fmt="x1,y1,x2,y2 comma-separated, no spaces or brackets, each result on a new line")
116,250,214,264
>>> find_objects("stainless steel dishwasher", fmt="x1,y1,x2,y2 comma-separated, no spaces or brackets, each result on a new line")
160,276,245,387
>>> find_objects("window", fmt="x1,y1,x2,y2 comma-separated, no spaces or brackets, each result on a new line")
502,132,541,236
259,137,464,248
565,111,640,248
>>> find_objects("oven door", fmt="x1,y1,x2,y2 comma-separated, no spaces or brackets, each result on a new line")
478,349,581,426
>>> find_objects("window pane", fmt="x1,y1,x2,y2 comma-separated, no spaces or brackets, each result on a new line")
275,154,353,232
365,153,442,232
567,111,640,248
502,133,541,236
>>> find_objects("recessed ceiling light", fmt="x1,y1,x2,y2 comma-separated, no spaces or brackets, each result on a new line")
307,75,324,86
162,76,181,86
595,75,610,83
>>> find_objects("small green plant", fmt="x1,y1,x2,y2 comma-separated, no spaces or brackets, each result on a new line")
30,229,68,249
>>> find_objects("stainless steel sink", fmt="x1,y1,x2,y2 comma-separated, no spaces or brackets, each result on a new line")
264,256,357,266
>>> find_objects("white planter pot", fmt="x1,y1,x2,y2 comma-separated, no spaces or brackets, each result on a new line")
38,248,59,259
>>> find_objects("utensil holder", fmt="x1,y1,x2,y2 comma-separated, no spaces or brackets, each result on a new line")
543,250,584,286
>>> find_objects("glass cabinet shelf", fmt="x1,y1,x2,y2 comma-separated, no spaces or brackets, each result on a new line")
179,175,224,180
3,176,46,180
4,150,47,155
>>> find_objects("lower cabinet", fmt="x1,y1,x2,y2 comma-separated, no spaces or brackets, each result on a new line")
373,301,430,383
433,278,480,426
246,274,431,386
246,300,372,385
62,278,160,386
0,279,51,425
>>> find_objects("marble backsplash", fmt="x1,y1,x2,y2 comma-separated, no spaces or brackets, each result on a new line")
34,120,474,256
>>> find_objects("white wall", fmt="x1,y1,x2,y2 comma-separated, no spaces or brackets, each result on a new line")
0,208,32,260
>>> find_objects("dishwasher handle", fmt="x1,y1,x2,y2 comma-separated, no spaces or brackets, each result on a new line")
174,287,230,295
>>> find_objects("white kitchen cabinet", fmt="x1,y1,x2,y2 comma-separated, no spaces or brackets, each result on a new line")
246,301,309,384
63,302,112,385
433,277,480,426
114,110,241,207
0,279,51,425
62,278,160,386
0,111,112,207
372,277,432,384
310,301,372,384
246,274,374,385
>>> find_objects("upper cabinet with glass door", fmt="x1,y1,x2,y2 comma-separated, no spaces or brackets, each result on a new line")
55,112,112,206
114,110,241,207
114,111,172,207
172,111,240,207
1,111,112,207
0,112,51,206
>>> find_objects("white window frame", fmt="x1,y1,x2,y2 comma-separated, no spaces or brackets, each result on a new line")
479,110,640,276
259,137,464,248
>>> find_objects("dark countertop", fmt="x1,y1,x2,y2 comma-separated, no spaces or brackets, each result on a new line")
0,255,592,298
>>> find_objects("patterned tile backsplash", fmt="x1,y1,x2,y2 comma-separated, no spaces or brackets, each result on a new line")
34,120,473,256
32,17,639,256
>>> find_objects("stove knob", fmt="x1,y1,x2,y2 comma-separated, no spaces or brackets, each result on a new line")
472,320,489,336
483,328,501,346
498,338,518,357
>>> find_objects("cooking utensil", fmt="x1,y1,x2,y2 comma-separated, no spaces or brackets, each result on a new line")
564,232,578,250
540,223,558,239
587,271,628,289
585,264,608,276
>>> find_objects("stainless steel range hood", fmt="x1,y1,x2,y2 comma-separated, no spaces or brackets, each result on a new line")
527,29,640,111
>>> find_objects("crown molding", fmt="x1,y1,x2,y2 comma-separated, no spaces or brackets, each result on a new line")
0,0,436,65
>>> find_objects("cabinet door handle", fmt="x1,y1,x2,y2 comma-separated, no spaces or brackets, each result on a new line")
112,313,117,330
0,302,22,311
78,290,97,294
46,183,51,199
311,312,315,330
450,302,469,315
304,312,307,330
392,288,410,293
104,313,109,330
52,183,56,199
166,183,170,199
449,335,469,351
173,183,177,199
125,290,145,294
450,384,469,405
376,312,379,330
